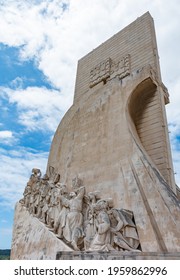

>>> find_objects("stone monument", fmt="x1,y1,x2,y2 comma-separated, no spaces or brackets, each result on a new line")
11,12,180,260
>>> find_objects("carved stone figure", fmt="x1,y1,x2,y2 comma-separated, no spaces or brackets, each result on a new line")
49,166,60,185
44,169,60,227
48,185,61,228
54,184,69,238
22,168,41,214
32,182,41,215
63,186,85,251
46,185,54,228
23,185,31,208
21,168,41,207
109,208,140,251
29,186,36,215
88,199,114,251
27,168,41,188
39,175,51,224
83,191,100,250
37,174,49,221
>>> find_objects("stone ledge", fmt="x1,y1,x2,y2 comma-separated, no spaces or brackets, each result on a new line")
56,251,180,260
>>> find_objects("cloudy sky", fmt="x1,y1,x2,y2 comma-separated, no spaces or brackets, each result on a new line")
0,0,179,249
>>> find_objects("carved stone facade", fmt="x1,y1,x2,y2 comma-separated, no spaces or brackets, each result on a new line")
89,55,130,88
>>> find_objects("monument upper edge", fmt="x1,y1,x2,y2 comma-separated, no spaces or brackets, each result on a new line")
77,11,152,63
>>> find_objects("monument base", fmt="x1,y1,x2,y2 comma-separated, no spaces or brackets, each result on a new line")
56,251,180,260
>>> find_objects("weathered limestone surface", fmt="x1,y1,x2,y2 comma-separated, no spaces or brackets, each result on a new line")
10,203,72,260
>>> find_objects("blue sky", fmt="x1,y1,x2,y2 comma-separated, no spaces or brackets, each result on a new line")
0,43,53,249
0,0,180,249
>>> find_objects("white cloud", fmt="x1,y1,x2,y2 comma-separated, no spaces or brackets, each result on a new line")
0,1,179,95
166,77,180,130
0,130,17,145
0,130,13,138
165,77,180,187
1,86,71,132
0,0,152,91
0,147,48,210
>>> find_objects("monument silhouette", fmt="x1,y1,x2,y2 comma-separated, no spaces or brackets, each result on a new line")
11,12,180,260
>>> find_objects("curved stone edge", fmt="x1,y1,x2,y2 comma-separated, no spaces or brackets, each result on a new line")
11,202,72,260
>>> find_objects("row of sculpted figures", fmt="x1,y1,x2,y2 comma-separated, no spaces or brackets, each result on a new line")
20,167,141,252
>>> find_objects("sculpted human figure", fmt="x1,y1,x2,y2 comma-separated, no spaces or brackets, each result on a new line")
63,185,85,251
24,168,41,214
46,169,60,228
23,185,31,208
28,186,36,215
48,185,62,228
36,174,49,220
109,208,140,251
48,166,60,185
20,168,41,207
41,189,51,224
36,191,43,219
83,191,100,250
46,185,54,228
54,184,69,238
89,199,114,251
32,182,41,215
27,168,41,188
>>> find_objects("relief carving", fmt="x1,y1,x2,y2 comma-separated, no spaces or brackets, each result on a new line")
88,199,114,252
109,209,140,251
110,54,130,80
20,168,141,252
89,55,130,88
63,185,85,251
54,184,69,238
90,58,111,88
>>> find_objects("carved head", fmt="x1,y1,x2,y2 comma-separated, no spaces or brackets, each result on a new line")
95,199,109,211
32,168,41,176
69,191,76,199
88,192,95,200
56,183,68,195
